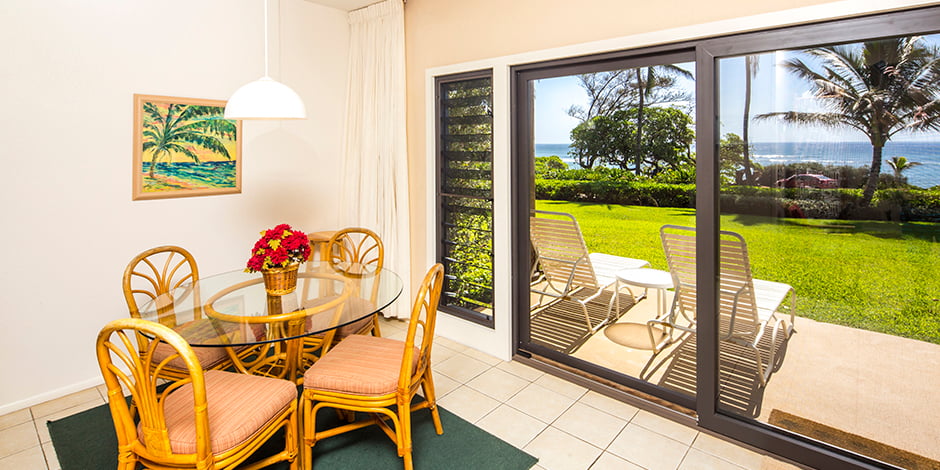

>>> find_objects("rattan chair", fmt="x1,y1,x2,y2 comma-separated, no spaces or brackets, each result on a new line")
301,228,385,364
300,263,445,470
96,318,298,470
324,227,385,337
122,246,246,381
530,210,651,331
655,225,796,386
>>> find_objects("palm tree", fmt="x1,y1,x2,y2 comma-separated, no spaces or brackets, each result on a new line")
633,65,694,175
142,102,236,178
741,55,759,185
886,156,922,183
757,36,940,206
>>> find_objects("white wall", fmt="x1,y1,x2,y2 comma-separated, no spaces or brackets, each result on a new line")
0,0,350,413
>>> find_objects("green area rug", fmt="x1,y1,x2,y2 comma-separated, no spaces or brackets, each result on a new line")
48,400,537,469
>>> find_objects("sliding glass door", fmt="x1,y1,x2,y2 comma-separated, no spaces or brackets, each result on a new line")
512,6,940,468
700,11,940,468
514,49,699,408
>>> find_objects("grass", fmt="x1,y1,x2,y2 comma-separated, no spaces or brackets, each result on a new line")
536,200,940,344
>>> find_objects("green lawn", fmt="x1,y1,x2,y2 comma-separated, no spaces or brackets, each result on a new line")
536,200,940,344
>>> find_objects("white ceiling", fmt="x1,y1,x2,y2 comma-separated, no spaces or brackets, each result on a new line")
304,0,379,11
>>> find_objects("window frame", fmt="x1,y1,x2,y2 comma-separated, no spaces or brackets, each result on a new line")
434,69,496,328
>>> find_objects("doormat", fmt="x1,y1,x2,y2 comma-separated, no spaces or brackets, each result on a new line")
768,409,940,469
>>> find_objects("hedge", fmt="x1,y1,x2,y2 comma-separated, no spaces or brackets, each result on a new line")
535,179,940,222
535,179,695,207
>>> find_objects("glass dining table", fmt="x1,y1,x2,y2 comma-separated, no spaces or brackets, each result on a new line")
137,262,403,383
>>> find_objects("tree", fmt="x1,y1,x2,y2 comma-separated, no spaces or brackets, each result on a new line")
141,102,235,178
886,156,922,184
719,133,756,185
569,107,693,174
568,114,629,169
741,55,759,184
535,156,568,178
632,65,694,175
636,107,695,174
757,36,940,206
566,70,638,122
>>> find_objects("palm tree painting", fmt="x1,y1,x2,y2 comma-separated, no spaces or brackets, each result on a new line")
133,94,242,200
757,36,940,206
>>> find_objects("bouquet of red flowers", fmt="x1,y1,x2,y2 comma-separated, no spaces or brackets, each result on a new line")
245,223,311,272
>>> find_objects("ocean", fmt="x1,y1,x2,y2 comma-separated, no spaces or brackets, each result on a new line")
535,141,940,188
141,161,237,190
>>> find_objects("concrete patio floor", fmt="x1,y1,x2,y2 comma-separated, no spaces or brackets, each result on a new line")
570,290,940,464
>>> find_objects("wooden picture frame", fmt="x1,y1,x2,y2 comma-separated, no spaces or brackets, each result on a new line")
133,94,242,200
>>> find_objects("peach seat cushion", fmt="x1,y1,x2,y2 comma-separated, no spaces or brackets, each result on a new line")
304,335,419,396
139,370,297,454
152,342,230,370
150,318,255,370
303,297,376,337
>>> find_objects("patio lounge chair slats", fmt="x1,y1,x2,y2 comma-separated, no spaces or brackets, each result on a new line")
530,210,650,331
658,225,796,386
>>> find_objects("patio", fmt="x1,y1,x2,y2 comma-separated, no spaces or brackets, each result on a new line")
541,289,940,465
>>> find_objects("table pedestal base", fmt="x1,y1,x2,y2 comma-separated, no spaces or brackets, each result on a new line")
604,322,669,351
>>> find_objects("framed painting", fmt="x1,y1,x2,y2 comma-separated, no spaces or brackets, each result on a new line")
133,94,242,200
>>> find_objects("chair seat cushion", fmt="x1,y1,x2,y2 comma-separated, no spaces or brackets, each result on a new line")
303,297,375,334
153,342,230,370
151,319,254,370
303,335,418,396
142,370,297,454
334,314,375,338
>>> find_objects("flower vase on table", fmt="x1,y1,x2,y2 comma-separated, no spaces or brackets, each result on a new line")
261,262,300,295
246,224,312,303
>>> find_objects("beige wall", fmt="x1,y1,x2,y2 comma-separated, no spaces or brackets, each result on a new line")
403,0,938,355
0,0,350,413
403,0,844,277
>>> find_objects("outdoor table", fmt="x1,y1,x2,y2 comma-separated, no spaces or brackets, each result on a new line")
605,268,676,351
615,268,674,321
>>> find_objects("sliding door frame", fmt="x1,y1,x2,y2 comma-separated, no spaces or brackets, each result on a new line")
511,44,698,410
695,7,940,469
512,5,940,469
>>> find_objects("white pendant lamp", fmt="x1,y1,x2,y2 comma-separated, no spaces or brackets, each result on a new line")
225,0,306,120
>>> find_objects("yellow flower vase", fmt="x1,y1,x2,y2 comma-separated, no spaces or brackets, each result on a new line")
261,263,300,296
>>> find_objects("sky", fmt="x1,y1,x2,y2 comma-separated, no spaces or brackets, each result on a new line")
533,34,940,145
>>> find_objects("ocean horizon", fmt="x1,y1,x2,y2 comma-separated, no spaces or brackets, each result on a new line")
535,141,940,188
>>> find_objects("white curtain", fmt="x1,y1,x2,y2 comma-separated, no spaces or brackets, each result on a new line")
339,0,410,317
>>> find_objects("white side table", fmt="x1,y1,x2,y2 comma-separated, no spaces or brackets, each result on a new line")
615,268,674,320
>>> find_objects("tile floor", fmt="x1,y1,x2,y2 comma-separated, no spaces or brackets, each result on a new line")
0,317,803,470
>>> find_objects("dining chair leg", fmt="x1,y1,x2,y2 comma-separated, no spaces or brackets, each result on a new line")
423,372,444,434
287,408,300,470
117,449,137,470
302,397,315,470
398,400,414,470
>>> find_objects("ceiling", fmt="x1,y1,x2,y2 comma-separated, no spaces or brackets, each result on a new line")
305,0,380,11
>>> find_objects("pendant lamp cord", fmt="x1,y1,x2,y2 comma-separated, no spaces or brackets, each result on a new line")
263,0,270,77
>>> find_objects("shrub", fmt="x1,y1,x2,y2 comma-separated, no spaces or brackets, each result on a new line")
536,176,940,222
535,179,694,207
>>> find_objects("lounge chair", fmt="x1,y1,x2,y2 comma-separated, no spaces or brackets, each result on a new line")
529,210,650,332
654,225,795,386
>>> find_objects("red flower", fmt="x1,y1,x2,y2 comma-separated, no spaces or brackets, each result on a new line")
244,223,311,273
282,231,306,251
269,247,289,265
246,255,265,272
